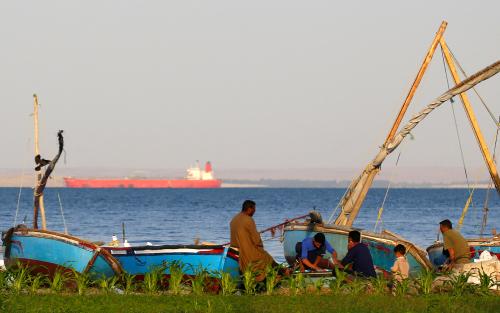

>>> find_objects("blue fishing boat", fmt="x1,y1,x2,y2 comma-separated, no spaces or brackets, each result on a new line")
427,237,500,267
2,95,122,279
2,227,121,278
283,223,431,276
103,244,239,280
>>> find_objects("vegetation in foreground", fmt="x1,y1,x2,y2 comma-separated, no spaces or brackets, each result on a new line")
1,294,500,313
0,263,499,312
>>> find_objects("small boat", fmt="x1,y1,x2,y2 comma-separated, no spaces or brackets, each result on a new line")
1,95,121,278
2,226,121,278
282,21,500,276
102,244,239,280
427,236,500,267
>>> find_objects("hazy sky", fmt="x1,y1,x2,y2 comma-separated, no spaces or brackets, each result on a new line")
1,1,499,177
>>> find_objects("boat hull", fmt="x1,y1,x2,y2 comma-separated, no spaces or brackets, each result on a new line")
2,227,121,278
64,178,222,188
103,244,240,280
427,237,500,268
283,223,432,276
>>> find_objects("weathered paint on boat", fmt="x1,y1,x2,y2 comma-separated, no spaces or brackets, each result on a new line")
283,223,432,276
427,237,500,267
103,244,240,280
2,227,122,278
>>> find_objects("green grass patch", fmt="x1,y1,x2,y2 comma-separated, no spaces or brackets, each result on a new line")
1,294,499,313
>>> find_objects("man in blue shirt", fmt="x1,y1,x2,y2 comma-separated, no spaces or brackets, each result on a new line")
297,233,340,272
340,230,376,278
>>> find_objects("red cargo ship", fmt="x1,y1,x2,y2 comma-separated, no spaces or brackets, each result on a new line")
64,161,222,188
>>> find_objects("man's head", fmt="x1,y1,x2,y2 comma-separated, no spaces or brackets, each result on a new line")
394,244,406,256
241,200,256,217
347,230,361,249
313,233,325,248
439,219,453,233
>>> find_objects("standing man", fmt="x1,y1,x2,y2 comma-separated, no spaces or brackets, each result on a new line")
230,200,276,279
340,230,377,278
439,219,470,268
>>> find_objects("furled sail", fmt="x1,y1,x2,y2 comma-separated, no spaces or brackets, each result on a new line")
334,60,500,227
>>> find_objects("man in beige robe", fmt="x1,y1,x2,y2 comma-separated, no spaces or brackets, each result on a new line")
230,200,276,279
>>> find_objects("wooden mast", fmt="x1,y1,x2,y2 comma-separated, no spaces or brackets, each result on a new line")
440,39,500,193
33,94,47,230
334,21,448,226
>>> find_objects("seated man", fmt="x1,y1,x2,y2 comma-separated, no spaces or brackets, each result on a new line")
439,219,470,269
340,230,376,278
296,233,340,272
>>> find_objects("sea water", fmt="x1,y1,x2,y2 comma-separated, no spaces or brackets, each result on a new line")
0,188,499,262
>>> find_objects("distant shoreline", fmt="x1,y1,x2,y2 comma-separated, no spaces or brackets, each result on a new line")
0,176,490,189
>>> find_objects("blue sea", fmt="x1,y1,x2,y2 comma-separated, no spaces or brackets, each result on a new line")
1,188,499,262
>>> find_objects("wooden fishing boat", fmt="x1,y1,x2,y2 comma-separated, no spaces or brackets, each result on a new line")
2,227,121,278
284,223,431,276
282,21,500,276
1,95,122,278
427,236,500,267
102,244,239,280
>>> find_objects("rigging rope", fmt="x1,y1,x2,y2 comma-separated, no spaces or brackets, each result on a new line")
373,151,402,233
481,116,500,237
13,138,31,227
327,179,353,224
441,47,473,194
447,45,499,128
57,192,68,235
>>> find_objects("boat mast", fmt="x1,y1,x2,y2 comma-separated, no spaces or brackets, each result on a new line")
334,21,448,226
33,94,47,230
439,39,500,193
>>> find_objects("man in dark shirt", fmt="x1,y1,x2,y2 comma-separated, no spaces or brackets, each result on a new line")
340,230,376,278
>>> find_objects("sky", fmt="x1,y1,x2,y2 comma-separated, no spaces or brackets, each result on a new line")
0,1,499,180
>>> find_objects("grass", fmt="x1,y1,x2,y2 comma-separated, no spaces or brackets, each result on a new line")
0,265,498,313
1,294,499,313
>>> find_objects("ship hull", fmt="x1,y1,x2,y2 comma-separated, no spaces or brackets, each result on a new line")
64,178,222,188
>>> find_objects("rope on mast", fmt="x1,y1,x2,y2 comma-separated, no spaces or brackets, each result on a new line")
481,116,500,237
441,46,473,194
57,192,68,235
448,45,499,129
374,150,402,233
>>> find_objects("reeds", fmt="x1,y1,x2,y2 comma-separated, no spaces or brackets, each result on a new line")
142,265,165,294
393,278,410,296
121,272,136,295
72,270,91,295
264,265,279,295
10,263,30,294
190,267,208,296
414,268,436,295
1,261,498,298
329,267,347,294
168,261,185,295
220,272,237,296
242,266,257,295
